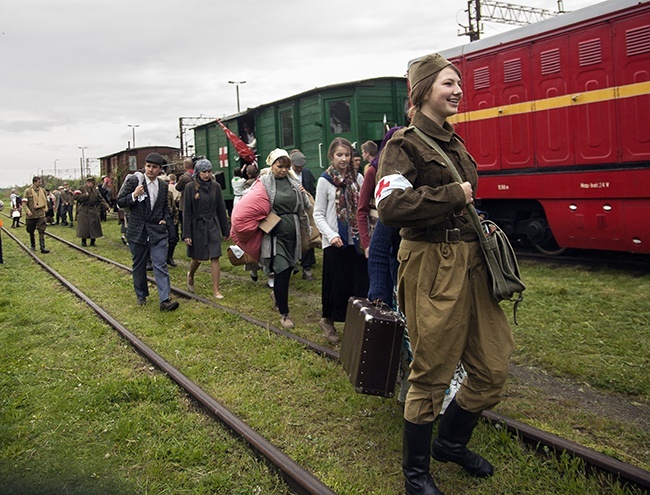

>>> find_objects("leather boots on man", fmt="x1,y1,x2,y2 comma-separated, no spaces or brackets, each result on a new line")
403,420,445,495
431,399,493,478
39,238,50,254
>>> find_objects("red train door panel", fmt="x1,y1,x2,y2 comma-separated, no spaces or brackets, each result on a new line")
614,15,650,163
569,23,618,166
532,37,575,168
497,46,535,169
465,56,500,171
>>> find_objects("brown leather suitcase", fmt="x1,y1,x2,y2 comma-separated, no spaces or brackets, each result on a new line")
340,297,406,398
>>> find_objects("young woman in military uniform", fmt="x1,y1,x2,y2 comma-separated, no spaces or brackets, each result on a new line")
376,53,515,495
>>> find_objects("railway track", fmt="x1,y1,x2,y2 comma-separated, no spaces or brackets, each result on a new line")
2,220,649,493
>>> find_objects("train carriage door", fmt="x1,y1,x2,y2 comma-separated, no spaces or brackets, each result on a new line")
614,13,650,164
323,96,356,161
569,22,617,165
464,56,500,171
497,46,535,169
532,36,574,168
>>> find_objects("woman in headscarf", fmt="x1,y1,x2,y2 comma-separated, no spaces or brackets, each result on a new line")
183,159,230,299
313,137,368,343
257,148,311,329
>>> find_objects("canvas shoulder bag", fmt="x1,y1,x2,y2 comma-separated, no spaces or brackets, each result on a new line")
411,126,525,323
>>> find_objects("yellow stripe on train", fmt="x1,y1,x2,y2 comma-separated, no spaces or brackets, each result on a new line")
449,81,650,124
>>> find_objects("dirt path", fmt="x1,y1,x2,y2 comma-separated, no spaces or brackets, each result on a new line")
508,363,650,430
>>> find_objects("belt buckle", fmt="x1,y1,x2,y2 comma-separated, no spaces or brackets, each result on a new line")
445,228,460,243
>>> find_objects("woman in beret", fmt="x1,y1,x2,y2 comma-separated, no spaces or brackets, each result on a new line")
183,159,230,299
376,53,514,495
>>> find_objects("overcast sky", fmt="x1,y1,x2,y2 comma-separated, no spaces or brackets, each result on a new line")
0,0,601,189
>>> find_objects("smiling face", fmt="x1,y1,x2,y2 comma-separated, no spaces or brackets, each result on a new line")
420,66,463,126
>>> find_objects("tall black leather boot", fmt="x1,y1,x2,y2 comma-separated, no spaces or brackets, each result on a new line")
29,232,36,251
431,399,493,478
403,420,445,495
39,238,50,254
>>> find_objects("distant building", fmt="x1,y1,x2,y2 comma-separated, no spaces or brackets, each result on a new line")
99,146,181,186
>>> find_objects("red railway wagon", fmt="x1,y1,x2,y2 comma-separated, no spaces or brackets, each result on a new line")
436,0,650,254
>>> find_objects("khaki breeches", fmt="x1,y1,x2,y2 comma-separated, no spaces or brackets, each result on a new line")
398,239,514,424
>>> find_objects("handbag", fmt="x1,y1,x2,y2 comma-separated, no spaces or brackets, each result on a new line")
227,245,256,266
412,127,525,322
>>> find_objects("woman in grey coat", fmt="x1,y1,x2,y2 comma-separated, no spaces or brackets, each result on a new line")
182,159,230,299
76,175,108,246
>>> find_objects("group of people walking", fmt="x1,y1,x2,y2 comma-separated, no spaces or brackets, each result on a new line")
11,51,512,494
232,51,514,495
12,175,114,252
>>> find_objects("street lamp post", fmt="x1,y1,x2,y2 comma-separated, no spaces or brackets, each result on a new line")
54,159,58,178
228,81,246,113
79,147,87,180
128,124,139,148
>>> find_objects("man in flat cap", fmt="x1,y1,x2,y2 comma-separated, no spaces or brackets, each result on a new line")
117,152,179,311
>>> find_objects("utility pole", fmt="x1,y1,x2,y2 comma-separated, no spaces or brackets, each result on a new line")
228,81,246,113
79,147,87,180
178,116,219,157
128,124,139,148
460,0,566,41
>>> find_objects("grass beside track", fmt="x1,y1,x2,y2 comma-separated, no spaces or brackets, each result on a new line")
1,214,648,494
0,234,290,495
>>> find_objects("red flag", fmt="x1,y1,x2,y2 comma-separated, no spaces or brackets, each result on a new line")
216,120,257,164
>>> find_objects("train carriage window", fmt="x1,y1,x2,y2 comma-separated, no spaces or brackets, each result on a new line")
280,109,294,148
329,100,351,133
128,156,137,171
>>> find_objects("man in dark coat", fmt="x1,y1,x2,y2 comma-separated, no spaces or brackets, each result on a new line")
60,182,74,227
290,151,317,280
175,157,194,228
117,153,179,311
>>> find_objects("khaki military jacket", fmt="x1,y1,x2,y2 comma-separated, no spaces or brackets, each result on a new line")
24,185,47,219
376,111,479,243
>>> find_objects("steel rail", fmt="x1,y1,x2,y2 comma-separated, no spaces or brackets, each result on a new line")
43,229,339,361
482,410,650,491
7,224,650,492
3,226,338,495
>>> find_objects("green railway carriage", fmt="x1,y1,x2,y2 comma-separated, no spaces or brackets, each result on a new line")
193,76,408,205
